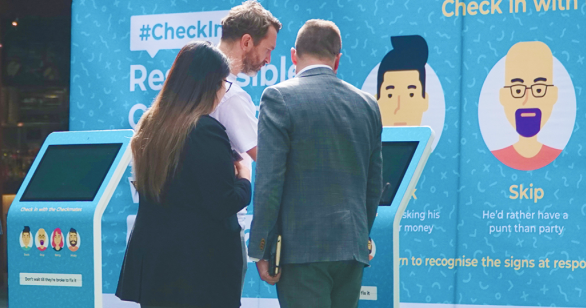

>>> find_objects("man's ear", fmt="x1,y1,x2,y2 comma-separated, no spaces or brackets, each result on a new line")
291,48,298,65
240,34,254,52
333,53,342,73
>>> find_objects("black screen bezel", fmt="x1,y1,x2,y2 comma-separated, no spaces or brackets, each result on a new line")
379,141,420,206
20,143,123,202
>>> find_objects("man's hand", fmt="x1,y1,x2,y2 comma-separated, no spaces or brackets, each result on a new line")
234,160,251,181
247,146,257,161
256,259,281,285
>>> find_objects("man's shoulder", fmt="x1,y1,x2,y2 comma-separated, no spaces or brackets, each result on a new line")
213,83,256,116
339,79,377,101
259,78,300,103
268,73,355,93
267,77,301,92
267,76,376,106
223,83,253,104
328,78,379,110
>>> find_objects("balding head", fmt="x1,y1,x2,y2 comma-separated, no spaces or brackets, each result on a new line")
505,41,553,87
295,19,341,61
499,41,559,136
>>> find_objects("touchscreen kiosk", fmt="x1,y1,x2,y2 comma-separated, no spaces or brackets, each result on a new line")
7,130,133,308
361,126,434,308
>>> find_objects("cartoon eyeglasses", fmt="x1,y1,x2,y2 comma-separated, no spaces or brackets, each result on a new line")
504,84,553,99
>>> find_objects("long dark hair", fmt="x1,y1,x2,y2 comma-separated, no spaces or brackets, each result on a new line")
132,41,230,202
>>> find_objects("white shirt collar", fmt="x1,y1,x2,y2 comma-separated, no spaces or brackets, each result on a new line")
296,64,333,77
227,73,238,82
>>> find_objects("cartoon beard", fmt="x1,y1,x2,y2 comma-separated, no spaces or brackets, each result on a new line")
70,240,77,247
515,108,542,138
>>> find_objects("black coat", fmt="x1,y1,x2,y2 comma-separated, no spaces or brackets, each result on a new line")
116,115,251,308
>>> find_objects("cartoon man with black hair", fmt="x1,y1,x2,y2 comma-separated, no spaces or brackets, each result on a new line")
68,228,79,252
492,41,561,170
21,226,32,251
377,35,429,126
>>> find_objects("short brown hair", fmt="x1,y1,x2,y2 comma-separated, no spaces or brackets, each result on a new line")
221,0,282,45
295,20,341,60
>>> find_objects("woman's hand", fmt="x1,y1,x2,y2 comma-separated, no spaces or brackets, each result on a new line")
234,161,251,181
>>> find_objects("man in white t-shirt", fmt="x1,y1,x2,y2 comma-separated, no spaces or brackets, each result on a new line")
211,0,282,291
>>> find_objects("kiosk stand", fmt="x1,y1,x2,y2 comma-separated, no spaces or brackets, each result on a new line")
360,126,434,308
7,130,133,308
7,127,432,308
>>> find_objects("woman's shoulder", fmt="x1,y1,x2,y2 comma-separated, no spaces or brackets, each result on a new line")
189,115,229,143
200,114,224,126
192,115,225,131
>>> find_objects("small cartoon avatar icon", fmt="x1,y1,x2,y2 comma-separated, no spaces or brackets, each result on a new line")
36,228,48,251
51,228,64,252
368,237,376,261
492,41,561,170
377,35,429,126
68,228,79,252
20,226,32,251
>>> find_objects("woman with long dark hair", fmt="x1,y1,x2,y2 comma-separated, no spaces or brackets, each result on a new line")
116,41,251,308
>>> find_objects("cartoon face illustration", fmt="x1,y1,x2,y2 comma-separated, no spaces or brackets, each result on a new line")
52,228,64,251
499,41,559,143
368,238,376,261
68,228,79,252
21,226,32,251
377,35,429,126
36,228,48,251
484,41,567,171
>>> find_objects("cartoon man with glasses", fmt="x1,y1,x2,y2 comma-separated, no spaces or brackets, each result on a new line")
492,41,561,170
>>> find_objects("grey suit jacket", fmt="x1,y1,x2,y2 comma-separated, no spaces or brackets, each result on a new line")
248,67,383,266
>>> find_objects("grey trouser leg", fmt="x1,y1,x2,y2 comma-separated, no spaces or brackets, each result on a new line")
240,228,248,293
276,261,364,308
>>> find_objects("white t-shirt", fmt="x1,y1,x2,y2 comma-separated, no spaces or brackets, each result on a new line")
210,73,257,227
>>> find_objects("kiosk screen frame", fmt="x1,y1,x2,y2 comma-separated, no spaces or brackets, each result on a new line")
379,141,419,206
20,143,123,202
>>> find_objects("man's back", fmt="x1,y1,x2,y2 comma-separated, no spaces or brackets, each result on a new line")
250,67,383,266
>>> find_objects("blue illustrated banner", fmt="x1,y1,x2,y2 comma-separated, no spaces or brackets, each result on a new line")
68,0,586,307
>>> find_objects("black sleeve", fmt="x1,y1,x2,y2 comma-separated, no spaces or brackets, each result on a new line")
186,119,252,221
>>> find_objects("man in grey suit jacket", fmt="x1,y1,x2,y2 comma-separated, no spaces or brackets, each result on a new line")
248,20,383,308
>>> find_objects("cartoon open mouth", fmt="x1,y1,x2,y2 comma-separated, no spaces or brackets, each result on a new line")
515,108,542,138
40,240,44,246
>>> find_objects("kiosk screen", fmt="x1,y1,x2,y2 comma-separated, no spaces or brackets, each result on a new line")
21,143,123,202
379,141,419,206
